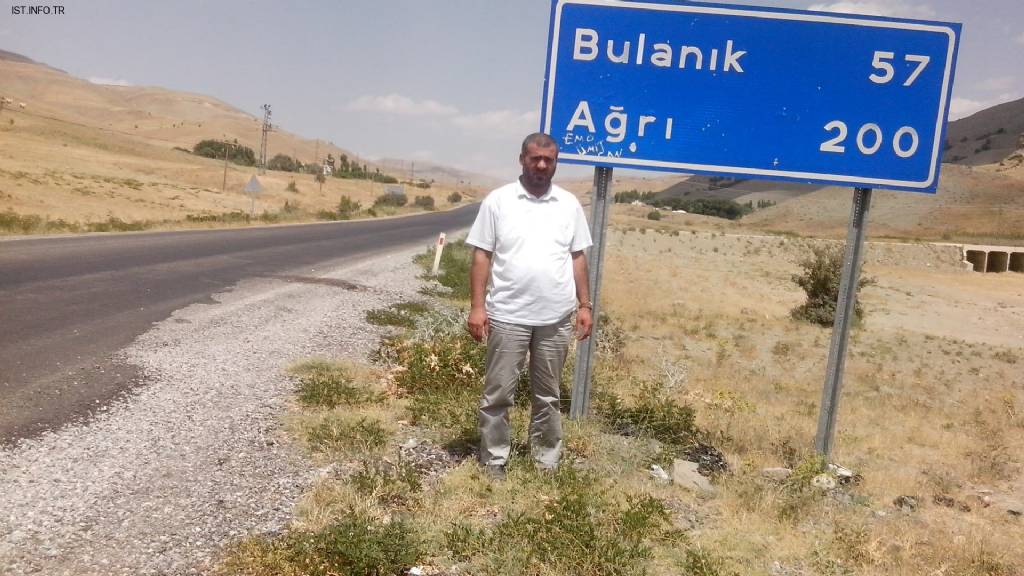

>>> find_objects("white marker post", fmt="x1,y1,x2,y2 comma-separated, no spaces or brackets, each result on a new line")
431,232,446,276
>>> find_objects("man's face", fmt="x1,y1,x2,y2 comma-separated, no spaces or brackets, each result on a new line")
519,142,558,190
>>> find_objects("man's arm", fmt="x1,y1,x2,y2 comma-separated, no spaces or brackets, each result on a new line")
467,247,493,342
571,250,593,340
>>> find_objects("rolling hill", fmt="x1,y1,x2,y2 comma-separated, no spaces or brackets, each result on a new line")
0,50,482,226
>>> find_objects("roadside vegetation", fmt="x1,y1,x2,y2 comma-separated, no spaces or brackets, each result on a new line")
220,218,1023,575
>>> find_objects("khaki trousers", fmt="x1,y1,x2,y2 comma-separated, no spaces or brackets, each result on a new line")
479,315,573,469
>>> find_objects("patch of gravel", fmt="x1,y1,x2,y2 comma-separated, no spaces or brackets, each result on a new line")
0,246,432,575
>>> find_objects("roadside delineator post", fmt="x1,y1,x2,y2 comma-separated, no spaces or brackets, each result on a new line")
431,232,446,276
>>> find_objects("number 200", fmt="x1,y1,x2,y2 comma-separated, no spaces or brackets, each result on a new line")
819,121,920,158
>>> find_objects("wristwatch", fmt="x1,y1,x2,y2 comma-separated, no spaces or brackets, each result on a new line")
578,301,593,310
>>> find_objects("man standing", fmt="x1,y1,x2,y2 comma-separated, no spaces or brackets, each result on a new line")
465,133,593,479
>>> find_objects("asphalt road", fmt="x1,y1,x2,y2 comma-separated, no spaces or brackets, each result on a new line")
0,205,478,444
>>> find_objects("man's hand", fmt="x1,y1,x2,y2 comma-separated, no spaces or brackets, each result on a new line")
575,307,593,341
467,307,489,342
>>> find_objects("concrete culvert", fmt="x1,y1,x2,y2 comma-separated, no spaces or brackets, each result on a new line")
986,251,1009,273
966,250,988,272
1010,252,1024,273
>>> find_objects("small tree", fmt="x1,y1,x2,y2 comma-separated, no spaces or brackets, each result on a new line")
791,245,873,326
447,192,462,204
337,195,361,218
646,210,662,221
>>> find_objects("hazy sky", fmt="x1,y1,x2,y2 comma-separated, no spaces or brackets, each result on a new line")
3,0,1022,180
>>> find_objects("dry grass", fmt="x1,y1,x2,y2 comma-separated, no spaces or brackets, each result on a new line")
598,220,1024,574
222,221,1024,575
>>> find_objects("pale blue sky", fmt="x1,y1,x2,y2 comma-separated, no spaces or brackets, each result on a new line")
3,0,1022,180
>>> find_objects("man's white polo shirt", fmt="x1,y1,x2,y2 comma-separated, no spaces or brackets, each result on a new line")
466,180,592,326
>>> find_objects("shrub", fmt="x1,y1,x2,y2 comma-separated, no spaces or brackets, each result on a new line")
790,244,873,326
646,210,662,221
349,459,422,507
447,192,462,203
413,195,435,210
373,193,407,208
286,180,298,193
222,511,421,576
596,381,699,448
337,195,361,218
192,139,256,166
387,333,485,440
267,153,301,172
444,467,681,574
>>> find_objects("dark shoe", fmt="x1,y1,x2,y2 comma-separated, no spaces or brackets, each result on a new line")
483,464,507,481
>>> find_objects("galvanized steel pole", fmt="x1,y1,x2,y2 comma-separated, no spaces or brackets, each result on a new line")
814,187,873,458
570,166,612,419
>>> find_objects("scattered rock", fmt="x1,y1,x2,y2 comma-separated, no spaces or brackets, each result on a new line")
761,467,792,481
649,464,671,483
966,494,992,509
827,463,862,486
682,442,729,476
671,459,716,494
811,474,836,491
894,495,918,511
933,494,971,512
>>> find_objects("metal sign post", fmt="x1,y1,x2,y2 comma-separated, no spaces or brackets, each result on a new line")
814,187,873,457
569,166,612,419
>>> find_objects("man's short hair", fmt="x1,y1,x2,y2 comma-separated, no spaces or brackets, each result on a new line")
521,132,558,155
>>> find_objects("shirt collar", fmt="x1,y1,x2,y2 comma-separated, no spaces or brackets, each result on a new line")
516,180,557,202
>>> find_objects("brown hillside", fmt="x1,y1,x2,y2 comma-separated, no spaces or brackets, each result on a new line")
0,57,481,227
740,164,1024,243
944,96,1024,166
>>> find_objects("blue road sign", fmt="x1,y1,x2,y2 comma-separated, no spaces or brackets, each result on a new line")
540,1,961,192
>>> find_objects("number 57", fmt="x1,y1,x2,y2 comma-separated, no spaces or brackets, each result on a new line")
870,51,930,86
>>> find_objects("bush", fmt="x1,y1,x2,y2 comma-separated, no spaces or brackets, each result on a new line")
373,193,407,208
447,192,462,203
413,195,435,210
444,467,681,575
222,511,422,576
337,195,361,218
596,381,699,448
790,244,873,326
267,153,301,172
192,139,256,166
646,210,662,221
286,180,298,193
386,333,485,440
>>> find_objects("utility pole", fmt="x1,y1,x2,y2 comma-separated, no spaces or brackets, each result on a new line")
222,141,230,192
258,104,272,175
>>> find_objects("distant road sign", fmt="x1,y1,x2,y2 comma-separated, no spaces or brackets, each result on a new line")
244,175,263,194
541,0,961,192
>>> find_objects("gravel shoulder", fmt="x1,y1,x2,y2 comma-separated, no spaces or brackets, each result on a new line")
0,245,433,575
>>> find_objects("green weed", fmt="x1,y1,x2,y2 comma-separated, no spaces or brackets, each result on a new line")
305,416,389,456
364,301,430,329
291,360,378,409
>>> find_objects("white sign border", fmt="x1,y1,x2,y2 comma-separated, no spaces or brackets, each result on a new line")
543,0,958,191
